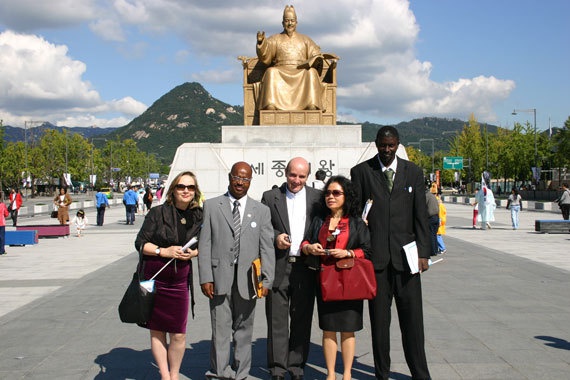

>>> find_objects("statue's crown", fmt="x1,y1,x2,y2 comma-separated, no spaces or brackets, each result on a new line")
283,5,296,19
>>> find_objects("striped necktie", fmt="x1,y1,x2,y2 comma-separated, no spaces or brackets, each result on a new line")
385,169,394,193
232,200,241,264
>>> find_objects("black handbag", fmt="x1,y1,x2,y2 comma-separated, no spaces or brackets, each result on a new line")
118,255,174,325
118,271,156,325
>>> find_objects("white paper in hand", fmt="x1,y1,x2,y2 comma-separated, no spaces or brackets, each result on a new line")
140,280,155,293
403,241,419,274
362,199,373,222
182,236,198,251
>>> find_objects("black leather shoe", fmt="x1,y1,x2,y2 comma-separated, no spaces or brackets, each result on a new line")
271,376,285,380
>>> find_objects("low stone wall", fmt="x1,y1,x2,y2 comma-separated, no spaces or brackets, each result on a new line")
17,198,125,218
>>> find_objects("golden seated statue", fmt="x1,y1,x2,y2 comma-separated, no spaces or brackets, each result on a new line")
238,5,339,126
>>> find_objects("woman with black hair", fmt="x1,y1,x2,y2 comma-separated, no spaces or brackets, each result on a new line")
301,175,371,380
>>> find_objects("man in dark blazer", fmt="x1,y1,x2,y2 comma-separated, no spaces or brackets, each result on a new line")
261,157,322,380
350,126,431,380
199,161,275,380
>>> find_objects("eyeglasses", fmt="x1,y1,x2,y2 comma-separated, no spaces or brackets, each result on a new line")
175,184,196,191
230,175,252,183
325,190,344,197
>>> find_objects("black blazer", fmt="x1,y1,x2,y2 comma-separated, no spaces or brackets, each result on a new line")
261,183,322,288
135,202,202,253
304,214,372,262
350,155,430,272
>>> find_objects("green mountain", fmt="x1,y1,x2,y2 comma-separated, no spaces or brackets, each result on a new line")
104,82,487,161
103,82,244,162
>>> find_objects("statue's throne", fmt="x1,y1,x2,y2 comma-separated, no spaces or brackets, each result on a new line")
239,54,339,126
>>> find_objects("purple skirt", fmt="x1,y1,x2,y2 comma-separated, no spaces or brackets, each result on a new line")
143,257,190,333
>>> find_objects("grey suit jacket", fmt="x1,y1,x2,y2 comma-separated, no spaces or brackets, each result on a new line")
198,193,275,299
261,184,322,288
350,155,430,272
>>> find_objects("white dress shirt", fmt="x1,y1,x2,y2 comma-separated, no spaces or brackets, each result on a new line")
286,186,306,257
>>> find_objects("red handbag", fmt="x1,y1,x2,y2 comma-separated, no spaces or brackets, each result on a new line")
319,257,377,302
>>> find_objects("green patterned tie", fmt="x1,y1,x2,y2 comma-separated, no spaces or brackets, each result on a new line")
385,169,394,192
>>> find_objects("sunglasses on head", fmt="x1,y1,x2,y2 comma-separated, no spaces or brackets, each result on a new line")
325,190,344,197
175,184,196,191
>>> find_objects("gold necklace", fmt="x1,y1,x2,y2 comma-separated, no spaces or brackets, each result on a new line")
175,208,187,225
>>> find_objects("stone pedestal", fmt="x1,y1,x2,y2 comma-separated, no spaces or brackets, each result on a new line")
259,110,335,125
165,124,376,200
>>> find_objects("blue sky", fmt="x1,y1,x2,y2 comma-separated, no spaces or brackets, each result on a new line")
0,0,568,132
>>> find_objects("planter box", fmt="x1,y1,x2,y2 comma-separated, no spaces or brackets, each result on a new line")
17,224,70,238
535,220,570,234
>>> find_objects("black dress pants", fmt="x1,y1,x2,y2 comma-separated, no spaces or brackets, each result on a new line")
369,265,431,380
265,262,316,377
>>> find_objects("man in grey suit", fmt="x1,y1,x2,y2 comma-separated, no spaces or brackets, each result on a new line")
261,157,322,380
199,161,275,380
350,126,431,380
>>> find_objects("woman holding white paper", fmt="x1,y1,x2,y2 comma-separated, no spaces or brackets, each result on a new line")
135,171,203,380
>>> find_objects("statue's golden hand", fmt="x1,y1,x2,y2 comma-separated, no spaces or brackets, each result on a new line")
257,31,265,44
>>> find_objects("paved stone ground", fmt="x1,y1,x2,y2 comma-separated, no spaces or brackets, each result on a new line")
0,202,568,379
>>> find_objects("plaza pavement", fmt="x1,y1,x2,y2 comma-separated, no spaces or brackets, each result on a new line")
0,200,569,379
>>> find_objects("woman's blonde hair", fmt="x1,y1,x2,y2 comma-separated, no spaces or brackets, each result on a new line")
164,171,202,209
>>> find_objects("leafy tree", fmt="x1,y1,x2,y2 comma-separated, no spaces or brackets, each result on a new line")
406,145,431,178
552,116,570,183
1,141,26,189
456,114,484,186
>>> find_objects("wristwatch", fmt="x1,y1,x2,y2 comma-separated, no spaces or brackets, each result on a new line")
155,247,161,256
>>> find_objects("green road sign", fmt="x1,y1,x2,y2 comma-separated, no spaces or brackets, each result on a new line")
443,156,464,170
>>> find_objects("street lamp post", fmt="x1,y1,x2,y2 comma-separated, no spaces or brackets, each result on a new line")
512,108,538,180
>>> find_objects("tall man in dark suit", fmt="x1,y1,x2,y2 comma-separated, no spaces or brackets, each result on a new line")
350,126,431,380
199,161,275,380
261,157,322,380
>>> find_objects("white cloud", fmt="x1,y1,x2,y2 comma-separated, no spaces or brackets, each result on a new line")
112,0,150,25
0,31,101,111
109,96,148,115
89,18,126,42
56,114,134,128
0,31,145,127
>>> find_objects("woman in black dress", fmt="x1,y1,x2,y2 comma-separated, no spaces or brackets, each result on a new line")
301,175,371,380
135,171,203,380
